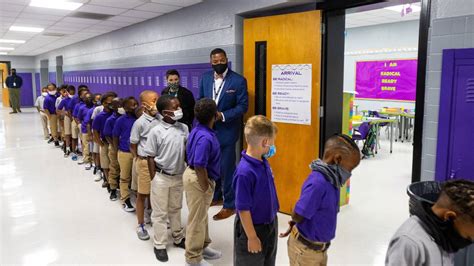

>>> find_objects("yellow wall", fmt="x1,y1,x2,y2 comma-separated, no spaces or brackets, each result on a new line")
1,63,9,107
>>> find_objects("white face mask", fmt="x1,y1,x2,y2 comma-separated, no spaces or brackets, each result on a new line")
117,107,126,115
48,90,57,96
68,94,74,98
170,108,183,121
41,92,48,97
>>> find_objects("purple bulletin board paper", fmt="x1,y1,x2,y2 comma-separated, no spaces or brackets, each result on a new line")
355,59,417,101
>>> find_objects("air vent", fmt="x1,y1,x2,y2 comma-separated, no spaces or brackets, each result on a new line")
69,11,113,20
43,32,67,37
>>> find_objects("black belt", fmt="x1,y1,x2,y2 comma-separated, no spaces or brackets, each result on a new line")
137,155,147,160
156,167,179,176
292,228,330,252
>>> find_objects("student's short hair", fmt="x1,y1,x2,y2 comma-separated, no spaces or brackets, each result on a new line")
139,90,158,103
101,92,117,103
166,69,180,79
93,93,101,99
48,83,57,88
123,96,137,106
78,84,88,90
11,68,16,71
195,98,217,124
156,95,176,114
244,115,278,146
78,86,89,95
59,84,68,91
325,134,360,157
66,85,75,93
442,179,474,220
210,48,227,58
41,86,48,91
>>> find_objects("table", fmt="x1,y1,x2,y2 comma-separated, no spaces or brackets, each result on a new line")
352,118,397,153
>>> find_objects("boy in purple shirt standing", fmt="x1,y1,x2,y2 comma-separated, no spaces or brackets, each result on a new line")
68,85,89,159
57,85,75,157
280,134,361,266
233,115,279,266
43,83,60,147
103,98,123,201
184,98,222,266
78,92,94,169
113,97,138,212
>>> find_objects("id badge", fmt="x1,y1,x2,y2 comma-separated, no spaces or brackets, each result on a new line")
13,82,16,87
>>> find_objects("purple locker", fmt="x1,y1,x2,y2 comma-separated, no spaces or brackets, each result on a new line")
17,73,34,106
436,48,474,182
35,73,41,96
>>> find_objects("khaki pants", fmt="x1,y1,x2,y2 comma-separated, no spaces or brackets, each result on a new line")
183,167,215,264
151,172,184,249
108,144,120,190
118,151,133,202
40,112,49,139
136,158,151,194
71,120,79,139
99,144,110,169
49,114,58,138
64,115,72,135
131,158,138,191
81,133,92,164
58,116,65,138
288,228,328,266
8,88,20,112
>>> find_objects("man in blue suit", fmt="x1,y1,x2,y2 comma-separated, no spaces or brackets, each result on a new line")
199,48,248,221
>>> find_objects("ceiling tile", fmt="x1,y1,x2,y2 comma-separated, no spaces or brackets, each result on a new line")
22,6,73,16
88,0,145,9
0,3,25,12
17,12,65,22
107,15,148,23
61,17,103,25
134,3,181,13
150,0,202,7
98,20,130,28
77,4,127,15
121,10,162,19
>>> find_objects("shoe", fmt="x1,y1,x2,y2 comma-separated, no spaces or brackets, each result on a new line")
54,141,60,147
123,198,135,212
109,189,118,201
144,212,152,225
64,150,70,158
85,164,93,170
210,200,223,207
203,247,222,260
174,238,185,249
9,111,17,114
102,180,108,188
71,153,78,161
94,174,102,182
47,138,54,144
77,161,85,165
212,208,235,221
185,260,212,266
18,109,21,113
154,248,168,262
136,224,150,241
93,166,98,175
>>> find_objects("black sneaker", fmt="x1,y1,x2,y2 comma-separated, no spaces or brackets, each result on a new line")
93,166,98,175
174,238,185,249
123,198,135,212
47,138,54,143
109,189,118,201
64,149,70,158
154,248,168,262
54,141,60,147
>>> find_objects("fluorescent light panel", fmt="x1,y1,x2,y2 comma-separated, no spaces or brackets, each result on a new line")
0,39,26,44
0,52,8,55
384,4,421,13
9,26,44,33
29,0,83,11
0,47,15,51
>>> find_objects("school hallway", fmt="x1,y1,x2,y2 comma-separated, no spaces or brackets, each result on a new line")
0,107,411,266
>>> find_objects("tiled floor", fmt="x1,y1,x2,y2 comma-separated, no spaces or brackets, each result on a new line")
0,108,412,265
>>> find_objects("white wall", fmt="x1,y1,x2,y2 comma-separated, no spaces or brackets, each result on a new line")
344,20,420,112
0,56,36,72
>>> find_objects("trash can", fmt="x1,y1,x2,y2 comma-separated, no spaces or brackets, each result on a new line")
407,181,442,215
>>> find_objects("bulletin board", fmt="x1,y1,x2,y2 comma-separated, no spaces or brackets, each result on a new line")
355,59,417,101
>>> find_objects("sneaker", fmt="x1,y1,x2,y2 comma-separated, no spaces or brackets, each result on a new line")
85,164,93,170
102,180,108,188
54,141,60,147
109,189,118,201
153,248,168,262
203,247,222,260
77,161,85,165
71,153,78,161
47,138,54,144
144,214,152,225
174,238,185,249
64,150,70,158
136,224,150,241
123,198,135,212
94,174,102,182
185,260,211,266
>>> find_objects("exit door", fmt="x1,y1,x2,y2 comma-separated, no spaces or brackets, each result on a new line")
436,48,474,181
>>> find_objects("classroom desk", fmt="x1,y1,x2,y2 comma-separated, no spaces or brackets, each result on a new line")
352,118,397,153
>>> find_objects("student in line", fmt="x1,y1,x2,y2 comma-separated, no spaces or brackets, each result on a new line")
57,85,75,157
35,87,50,140
280,134,361,266
55,85,68,146
145,95,187,262
386,179,474,266
130,90,160,241
233,115,279,266
92,92,117,188
103,97,124,201
69,85,89,159
184,98,222,266
82,93,101,172
89,94,105,176
43,83,60,147
78,92,95,170
113,96,139,212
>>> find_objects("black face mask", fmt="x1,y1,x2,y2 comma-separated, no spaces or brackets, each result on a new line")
414,201,473,253
212,63,227,75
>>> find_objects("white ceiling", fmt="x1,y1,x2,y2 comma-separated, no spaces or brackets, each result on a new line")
0,0,202,56
346,3,420,29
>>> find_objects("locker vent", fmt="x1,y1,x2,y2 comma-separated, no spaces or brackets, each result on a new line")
467,78,474,103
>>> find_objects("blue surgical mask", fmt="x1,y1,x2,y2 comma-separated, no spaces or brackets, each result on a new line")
264,145,276,159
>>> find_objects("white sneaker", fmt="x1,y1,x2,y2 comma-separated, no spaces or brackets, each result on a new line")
202,247,221,260
185,260,212,266
94,174,102,182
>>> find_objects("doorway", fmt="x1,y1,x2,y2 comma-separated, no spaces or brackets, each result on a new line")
0,61,11,106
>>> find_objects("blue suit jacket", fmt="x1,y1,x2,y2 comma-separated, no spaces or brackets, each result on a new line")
199,69,248,147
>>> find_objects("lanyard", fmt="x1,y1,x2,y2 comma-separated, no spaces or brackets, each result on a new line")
213,78,225,102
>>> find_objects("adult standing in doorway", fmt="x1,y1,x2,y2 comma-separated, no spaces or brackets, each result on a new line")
6,68,23,114
161,69,196,131
199,48,249,221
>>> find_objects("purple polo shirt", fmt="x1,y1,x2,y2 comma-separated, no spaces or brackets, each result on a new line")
233,151,279,224
295,171,340,243
92,111,112,140
186,124,221,180
79,106,93,134
112,114,136,152
82,107,95,134
73,102,85,118
103,113,119,138
67,95,79,112
77,105,90,123
43,94,58,114
57,97,71,111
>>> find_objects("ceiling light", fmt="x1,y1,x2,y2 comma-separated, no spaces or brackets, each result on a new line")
384,4,421,13
9,26,44,33
0,47,15,51
0,39,26,44
29,0,83,11
0,52,8,55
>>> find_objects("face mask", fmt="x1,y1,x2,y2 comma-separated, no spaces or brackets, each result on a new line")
48,90,57,96
166,108,183,121
168,82,179,92
68,94,74,98
327,163,352,185
212,63,228,75
41,92,48,97
96,100,101,106
263,145,276,159
117,107,126,115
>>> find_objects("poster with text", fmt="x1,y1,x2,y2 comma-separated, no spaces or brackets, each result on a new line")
271,64,312,125
356,59,417,101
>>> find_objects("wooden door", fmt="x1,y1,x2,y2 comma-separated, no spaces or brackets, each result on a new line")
243,11,322,214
